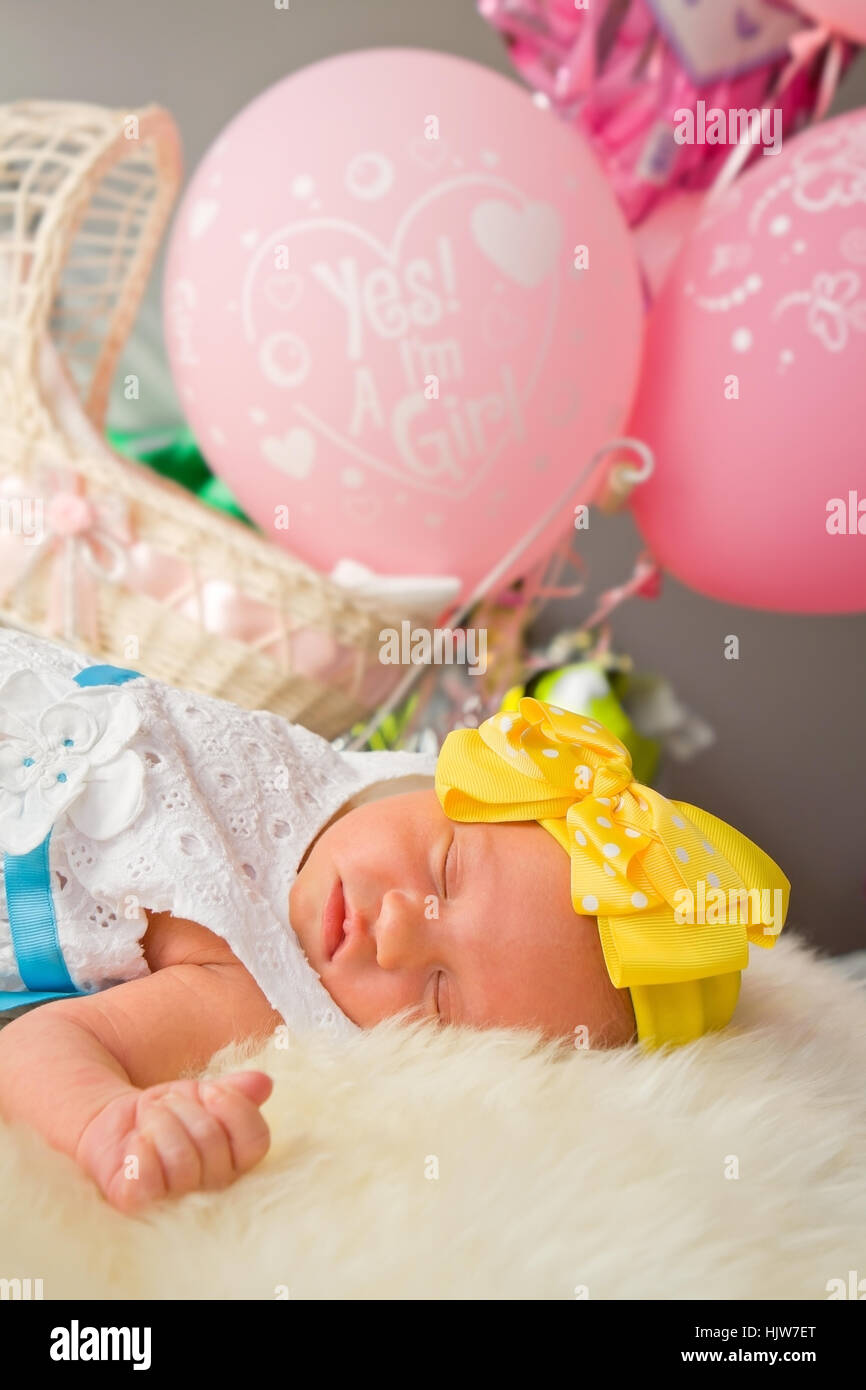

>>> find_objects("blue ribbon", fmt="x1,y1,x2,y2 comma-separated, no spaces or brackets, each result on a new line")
0,662,141,1012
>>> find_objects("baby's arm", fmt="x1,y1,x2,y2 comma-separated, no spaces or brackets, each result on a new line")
0,925,282,1211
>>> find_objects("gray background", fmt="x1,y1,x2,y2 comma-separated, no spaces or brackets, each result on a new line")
3,0,865,952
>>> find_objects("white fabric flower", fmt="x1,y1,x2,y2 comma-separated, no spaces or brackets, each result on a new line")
0,669,145,855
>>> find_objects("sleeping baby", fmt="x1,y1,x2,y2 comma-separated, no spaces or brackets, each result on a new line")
0,630,789,1212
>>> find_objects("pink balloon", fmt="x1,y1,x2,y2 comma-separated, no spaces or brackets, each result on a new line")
629,109,866,614
633,191,704,301
164,48,642,599
794,0,866,42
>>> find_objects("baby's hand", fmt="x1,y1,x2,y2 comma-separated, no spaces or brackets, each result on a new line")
76,1073,273,1213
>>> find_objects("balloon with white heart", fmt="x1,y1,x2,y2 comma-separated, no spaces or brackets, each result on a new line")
471,201,562,289
164,48,643,598
260,427,316,479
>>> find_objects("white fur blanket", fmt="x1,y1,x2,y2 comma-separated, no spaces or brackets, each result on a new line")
1,936,864,1300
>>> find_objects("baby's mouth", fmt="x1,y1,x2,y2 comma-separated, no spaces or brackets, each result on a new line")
321,875,347,964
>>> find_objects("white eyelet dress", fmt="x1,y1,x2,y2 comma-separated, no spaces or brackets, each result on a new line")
0,630,437,1038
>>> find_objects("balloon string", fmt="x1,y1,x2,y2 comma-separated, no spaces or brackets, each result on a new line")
344,441,653,753
708,27,848,206
707,107,768,204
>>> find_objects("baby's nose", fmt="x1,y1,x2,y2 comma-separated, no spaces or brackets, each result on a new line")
374,889,432,972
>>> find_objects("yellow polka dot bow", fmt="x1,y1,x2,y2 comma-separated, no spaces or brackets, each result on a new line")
434,697,790,1048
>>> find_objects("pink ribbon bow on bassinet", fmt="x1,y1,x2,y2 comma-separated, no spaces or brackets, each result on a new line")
0,465,370,693
0,469,130,647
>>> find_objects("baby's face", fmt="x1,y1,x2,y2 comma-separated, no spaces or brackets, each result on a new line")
290,788,635,1046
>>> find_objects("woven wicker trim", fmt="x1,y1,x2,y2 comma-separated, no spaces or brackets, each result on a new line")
0,100,414,735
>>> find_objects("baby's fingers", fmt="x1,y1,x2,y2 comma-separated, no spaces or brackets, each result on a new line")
137,1098,207,1202
207,1070,273,1106
159,1091,234,1192
199,1077,271,1175
104,1113,196,1214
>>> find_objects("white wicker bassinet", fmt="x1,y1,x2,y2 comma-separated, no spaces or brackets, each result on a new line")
0,100,425,739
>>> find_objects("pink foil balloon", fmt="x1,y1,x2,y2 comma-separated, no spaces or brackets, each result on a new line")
630,109,866,614
480,0,856,228
163,49,642,599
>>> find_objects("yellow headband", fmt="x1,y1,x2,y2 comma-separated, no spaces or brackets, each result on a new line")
434,697,790,1048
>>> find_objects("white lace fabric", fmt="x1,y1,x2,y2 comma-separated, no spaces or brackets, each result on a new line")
0,630,437,1037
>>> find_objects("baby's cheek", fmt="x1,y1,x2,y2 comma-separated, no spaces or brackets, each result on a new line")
496,940,616,1042
326,962,421,1029
559,959,635,1048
